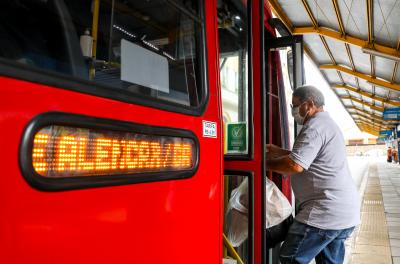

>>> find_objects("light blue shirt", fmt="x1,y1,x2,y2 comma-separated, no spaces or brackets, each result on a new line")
289,112,360,230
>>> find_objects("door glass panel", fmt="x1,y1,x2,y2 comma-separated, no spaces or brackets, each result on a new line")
278,48,295,148
217,0,249,155
224,174,252,264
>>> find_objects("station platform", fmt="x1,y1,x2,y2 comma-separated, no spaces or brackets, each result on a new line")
349,159,400,264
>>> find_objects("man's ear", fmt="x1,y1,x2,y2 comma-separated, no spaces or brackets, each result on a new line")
307,99,315,108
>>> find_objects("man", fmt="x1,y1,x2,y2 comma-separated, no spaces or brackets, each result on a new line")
266,85,360,264
388,147,393,163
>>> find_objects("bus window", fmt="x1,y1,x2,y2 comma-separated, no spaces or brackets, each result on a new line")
224,174,252,264
0,0,205,108
278,48,295,148
218,0,250,156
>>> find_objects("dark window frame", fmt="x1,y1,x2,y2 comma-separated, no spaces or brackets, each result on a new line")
224,170,254,264
223,0,254,161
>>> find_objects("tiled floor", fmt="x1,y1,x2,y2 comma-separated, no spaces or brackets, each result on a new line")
351,163,392,264
351,161,400,264
379,162,400,264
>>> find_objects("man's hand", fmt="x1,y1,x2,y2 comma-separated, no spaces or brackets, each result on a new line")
266,155,304,174
266,144,291,158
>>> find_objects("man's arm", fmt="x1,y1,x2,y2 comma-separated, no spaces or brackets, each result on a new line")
266,144,291,158
266,155,304,174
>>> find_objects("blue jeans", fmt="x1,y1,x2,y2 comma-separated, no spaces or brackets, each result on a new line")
279,220,355,264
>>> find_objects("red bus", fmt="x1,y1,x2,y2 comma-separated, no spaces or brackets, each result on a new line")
0,0,303,263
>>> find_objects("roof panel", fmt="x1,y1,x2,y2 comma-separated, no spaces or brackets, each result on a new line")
277,0,311,26
324,70,342,84
375,56,396,81
349,45,370,75
396,65,400,83
303,35,332,64
374,100,383,107
348,91,361,98
343,103,353,108
339,72,357,87
342,98,352,104
353,101,363,108
375,86,389,98
325,38,350,66
358,79,373,93
373,109,383,116
307,0,339,30
361,96,373,104
336,89,348,96
339,0,368,39
374,0,400,48
388,91,400,101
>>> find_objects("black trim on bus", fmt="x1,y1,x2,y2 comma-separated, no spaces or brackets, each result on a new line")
0,1,209,117
19,112,200,192
265,34,304,141
224,0,254,161
260,1,266,264
224,170,254,264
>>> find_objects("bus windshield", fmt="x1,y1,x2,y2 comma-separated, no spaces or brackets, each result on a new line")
0,0,205,108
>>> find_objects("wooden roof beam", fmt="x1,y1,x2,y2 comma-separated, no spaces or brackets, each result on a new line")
320,64,400,92
357,125,380,136
357,124,383,134
367,0,373,44
340,96,384,111
300,0,318,28
347,106,378,118
267,0,294,33
332,0,345,35
355,119,389,129
345,106,397,121
351,110,389,123
335,84,400,107
357,121,379,131
353,115,393,128
293,27,400,59
391,39,400,83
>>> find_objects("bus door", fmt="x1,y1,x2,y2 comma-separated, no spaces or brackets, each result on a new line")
0,1,223,263
265,22,304,263
218,0,266,264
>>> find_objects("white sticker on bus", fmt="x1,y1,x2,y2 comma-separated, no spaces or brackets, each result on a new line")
203,121,217,138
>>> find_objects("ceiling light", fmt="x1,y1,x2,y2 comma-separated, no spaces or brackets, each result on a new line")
234,15,241,20
362,47,400,62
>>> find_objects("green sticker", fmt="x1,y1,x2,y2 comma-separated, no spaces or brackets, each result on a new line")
227,123,247,152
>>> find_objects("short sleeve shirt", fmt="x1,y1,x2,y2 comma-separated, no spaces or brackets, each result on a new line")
289,112,360,230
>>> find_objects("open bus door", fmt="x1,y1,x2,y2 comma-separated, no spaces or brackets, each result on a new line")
265,21,304,263
219,2,304,264
218,0,261,263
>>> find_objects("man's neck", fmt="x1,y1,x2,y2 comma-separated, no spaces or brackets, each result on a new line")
304,107,324,123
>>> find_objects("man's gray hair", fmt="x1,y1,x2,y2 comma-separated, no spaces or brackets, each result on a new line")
293,85,325,107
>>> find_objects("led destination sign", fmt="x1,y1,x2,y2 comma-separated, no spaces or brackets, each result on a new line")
32,125,196,178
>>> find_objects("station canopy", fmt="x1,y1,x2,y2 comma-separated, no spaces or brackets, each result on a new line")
268,0,400,136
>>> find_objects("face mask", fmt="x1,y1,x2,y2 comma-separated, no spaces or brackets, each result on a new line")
291,102,308,125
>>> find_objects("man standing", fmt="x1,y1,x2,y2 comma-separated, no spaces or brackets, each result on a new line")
266,85,360,264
